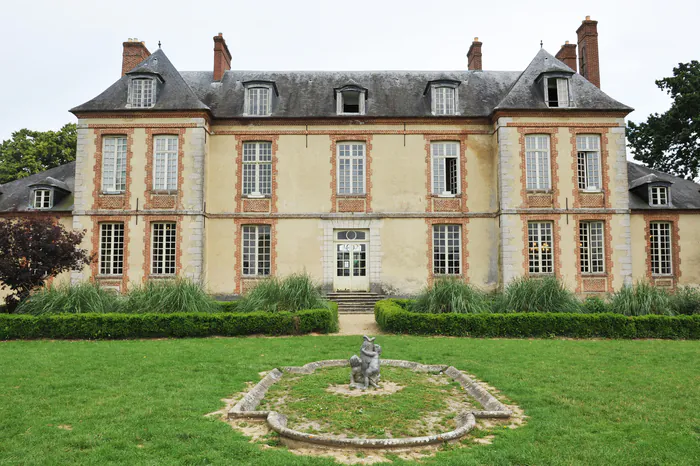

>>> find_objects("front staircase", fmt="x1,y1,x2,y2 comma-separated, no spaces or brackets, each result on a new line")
327,291,384,314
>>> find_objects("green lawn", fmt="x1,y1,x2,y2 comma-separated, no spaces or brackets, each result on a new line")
0,336,698,465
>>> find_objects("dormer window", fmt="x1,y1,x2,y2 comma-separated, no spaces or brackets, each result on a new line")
335,86,367,115
426,80,460,116
243,82,278,117
129,77,156,108
650,186,670,206
545,77,570,108
33,189,52,209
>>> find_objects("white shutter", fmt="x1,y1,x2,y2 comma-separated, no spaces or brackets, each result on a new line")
557,79,569,108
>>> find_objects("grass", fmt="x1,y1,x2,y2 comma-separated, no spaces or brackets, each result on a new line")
0,337,699,465
123,279,219,314
495,276,581,313
15,282,124,315
412,278,490,314
610,282,673,316
236,273,329,313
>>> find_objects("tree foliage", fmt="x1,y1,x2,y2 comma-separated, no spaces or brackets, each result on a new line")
0,217,90,311
627,61,700,180
0,123,77,184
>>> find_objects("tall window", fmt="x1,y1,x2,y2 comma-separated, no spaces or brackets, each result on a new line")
650,222,672,275
433,225,461,275
33,189,52,209
579,221,605,273
242,225,271,276
650,186,669,206
242,142,272,197
431,142,460,195
99,223,125,275
151,222,176,275
130,78,155,108
102,136,127,192
528,222,553,274
246,87,271,116
433,87,456,115
153,136,178,190
525,135,551,190
577,135,601,191
337,142,365,195
545,78,569,108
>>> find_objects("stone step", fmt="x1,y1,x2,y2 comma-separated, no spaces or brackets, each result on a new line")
338,309,376,314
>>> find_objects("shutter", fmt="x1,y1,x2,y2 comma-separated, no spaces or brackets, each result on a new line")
557,79,569,108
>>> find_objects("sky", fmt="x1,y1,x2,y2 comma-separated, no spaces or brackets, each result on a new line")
0,0,697,141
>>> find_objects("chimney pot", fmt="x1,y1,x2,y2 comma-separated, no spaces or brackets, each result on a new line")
577,16,601,88
467,38,483,71
585,15,590,20
213,33,232,81
121,39,151,77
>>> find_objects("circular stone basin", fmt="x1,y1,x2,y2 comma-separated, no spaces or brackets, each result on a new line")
228,360,512,449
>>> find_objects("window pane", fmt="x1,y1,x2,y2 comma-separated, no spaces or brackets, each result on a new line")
528,222,553,274
100,223,124,275
431,142,459,195
433,225,460,275
151,222,176,275
525,135,550,190
154,136,178,190
242,225,271,276
338,143,365,194
650,222,672,275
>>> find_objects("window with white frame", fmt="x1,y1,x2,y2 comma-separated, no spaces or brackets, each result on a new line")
650,186,669,206
337,90,365,115
431,142,460,195
129,78,156,108
433,225,461,275
153,135,178,190
650,222,672,275
528,222,553,274
246,87,271,116
433,87,456,115
577,135,601,191
102,136,128,192
545,77,570,108
32,189,52,209
242,142,272,197
337,142,365,195
242,225,271,276
579,221,605,274
151,222,176,275
99,223,125,275
525,135,551,190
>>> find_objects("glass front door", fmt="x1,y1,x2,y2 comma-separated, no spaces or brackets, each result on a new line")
333,230,369,291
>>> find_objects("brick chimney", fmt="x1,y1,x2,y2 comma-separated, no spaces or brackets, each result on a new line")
576,16,600,88
467,37,483,71
213,33,232,81
555,41,577,72
122,38,151,76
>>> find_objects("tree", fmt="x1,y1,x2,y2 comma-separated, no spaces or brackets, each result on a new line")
0,123,77,184
627,61,700,180
0,217,91,311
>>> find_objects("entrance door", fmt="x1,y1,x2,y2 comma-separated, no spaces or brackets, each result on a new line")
334,230,370,291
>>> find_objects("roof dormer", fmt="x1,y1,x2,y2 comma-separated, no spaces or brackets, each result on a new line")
335,84,368,115
424,79,461,116
629,173,674,207
243,80,279,116
125,70,163,109
537,70,574,108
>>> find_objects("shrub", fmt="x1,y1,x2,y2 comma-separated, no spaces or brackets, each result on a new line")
217,301,240,312
412,278,490,314
581,295,610,314
610,282,673,316
15,282,124,315
495,276,580,313
236,273,328,313
670,286,700,315
123,279,219,314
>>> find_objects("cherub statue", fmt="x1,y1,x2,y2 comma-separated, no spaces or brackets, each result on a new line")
349,335,382,390
349,355,364,389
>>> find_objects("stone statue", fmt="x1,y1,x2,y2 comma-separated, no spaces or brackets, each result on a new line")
349,335,381,390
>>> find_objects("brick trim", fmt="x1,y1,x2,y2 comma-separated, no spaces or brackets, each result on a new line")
142,215,183,282
495,110,630,120
143,128,186,210
91,128,134,210
424,218,470,287
423,135,469,213
520,214,562,279
517,128,560,209
572,214,614,293
569,128,611,209
88,123,200,129
506,122,620,128
234,135,280,214
233,218,278,294
74,112,211,122
90,216,130,291
329,135,374,213
643,213,681,288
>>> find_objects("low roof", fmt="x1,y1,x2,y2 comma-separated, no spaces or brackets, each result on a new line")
0,162,75,213
628,162,700,209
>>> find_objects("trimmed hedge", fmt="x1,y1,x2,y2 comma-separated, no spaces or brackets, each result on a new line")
0,305,339,340
375,299,700,339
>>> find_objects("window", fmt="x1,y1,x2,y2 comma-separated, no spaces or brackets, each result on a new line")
577,135,601,191
545,77,570,108
433,87,456,115
528,222,553,274
579,221,605,274
650,186,669,206
433,225,461,275
102,136,127,192
337,142,365,195
151,222,176,275
337,90,365,115
525,135,551,190
99,223,125,275
129,78,155,108
242,142,272,197
431,142,460,195
242,225,271,276
33,189,52,209
650,222,672,275
246,87,271,116
153,136,178,190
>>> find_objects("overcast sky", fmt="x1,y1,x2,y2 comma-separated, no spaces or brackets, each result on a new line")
0,0,697,141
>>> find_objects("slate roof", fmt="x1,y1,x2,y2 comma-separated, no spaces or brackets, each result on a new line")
0,162,75,213
627,162,700,210
71,48,632,118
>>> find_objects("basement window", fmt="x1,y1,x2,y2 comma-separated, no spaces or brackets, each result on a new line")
545,77,570,108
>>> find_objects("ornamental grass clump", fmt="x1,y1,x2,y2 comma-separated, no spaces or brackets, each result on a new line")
495,276,580,313
610,282,673,316
669,286,700,315
15,282,124,315
123,278,219,314
411,278,490,314
236,273,328,313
